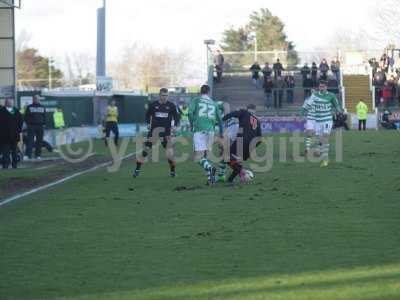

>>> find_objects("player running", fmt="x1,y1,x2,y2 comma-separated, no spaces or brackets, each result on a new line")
311,80,342,167
188,85,223,185
133,88,180,177
222,104,262,184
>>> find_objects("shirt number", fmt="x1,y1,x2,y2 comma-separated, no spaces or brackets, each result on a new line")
199,103,216,119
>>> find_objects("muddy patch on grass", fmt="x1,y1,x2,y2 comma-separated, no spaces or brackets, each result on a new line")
0,155,110,200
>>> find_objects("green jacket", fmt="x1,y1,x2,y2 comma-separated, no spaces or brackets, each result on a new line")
356,101,368,120
53,111,65,129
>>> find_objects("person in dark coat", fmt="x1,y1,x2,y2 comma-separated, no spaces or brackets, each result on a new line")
0,99,23,169
24,95,46,159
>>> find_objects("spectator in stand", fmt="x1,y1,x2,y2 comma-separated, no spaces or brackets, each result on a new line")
273,76,285,109
303,75,313,100
214,50,224,83
373,68,386,86
327,74,339,94
273,59,284,78
284,73,295,104
263,76,274,108
388,75,397,104
249,62,262,88
356,100,368,131
368,58,379,76
319,59,330,81
394,53,400,77
380,53,389,73
311,62,318,87
300,63,311,85
382,81,392,108
381,110,397,129
330,59,341,84
262,62,273,81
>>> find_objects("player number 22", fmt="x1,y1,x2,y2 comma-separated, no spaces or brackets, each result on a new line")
199,103,216,119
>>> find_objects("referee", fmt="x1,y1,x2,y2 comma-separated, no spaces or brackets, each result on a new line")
104,99,119,146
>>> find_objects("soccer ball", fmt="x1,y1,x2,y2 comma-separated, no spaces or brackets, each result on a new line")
243,169,255,182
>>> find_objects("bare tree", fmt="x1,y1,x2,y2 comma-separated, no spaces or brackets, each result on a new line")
367,0,400,47
16,30,32,52
109,43,193,91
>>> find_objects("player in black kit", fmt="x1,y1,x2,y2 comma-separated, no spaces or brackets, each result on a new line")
133,88,180,177
222,104,262,184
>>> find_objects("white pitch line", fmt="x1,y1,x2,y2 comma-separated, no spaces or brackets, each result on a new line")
0,152,137,208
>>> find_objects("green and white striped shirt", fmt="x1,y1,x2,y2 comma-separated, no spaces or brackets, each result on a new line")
310,91,341,123
302,97,316,121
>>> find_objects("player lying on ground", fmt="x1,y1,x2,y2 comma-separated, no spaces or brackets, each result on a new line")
222,103,262,184
133,88,180,177
188,85,223,185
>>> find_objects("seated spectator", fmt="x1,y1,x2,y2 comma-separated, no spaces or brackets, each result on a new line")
273,76,285,109
311,62,318,87
319,59,330,81
333,112,349,130
273,59,284,78
381,110,397,129
249,62,262,88
262,62,273,80
263,76,274,108
388,75,397,104
284,73,295,104
300,63,311,85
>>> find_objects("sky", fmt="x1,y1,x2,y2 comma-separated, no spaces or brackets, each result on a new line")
15,0,379,73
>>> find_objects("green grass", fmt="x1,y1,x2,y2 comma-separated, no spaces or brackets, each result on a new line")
0,131,400,300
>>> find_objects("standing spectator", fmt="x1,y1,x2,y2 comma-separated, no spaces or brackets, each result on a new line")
249,62,262,88
273,59,284,78
319,59,330,81
263,76,274,108
214,50,224,83
303,75,313,100
311,62,318,87
24,95,46,160
394,53,400,77
262,62,273,80
327,75,339,94
330,59,340,84
300,63,311,85
380,53,389,73
382,81,392,108
284,73,295,104
0,98,23,169
104,99,119,146
356,100,368,131
273,76,285,109
368,58,379,76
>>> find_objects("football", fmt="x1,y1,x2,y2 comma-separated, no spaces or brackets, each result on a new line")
244,169,255,181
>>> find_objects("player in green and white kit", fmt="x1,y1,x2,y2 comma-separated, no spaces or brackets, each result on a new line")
302,90,316,154
189,85,223,184
311,81,342,167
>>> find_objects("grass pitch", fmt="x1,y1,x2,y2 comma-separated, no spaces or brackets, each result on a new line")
0,131,400,300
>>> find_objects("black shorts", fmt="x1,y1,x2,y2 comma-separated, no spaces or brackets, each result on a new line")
146,128,172,149
229,139,251,161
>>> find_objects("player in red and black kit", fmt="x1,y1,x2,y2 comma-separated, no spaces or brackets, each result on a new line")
133,88,180,178
222,104,262,184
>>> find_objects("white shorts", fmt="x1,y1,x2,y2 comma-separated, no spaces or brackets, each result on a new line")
315,121,333,136
180,120,190,127
305,119,316,132
226,124,239,142
193,131,215,152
